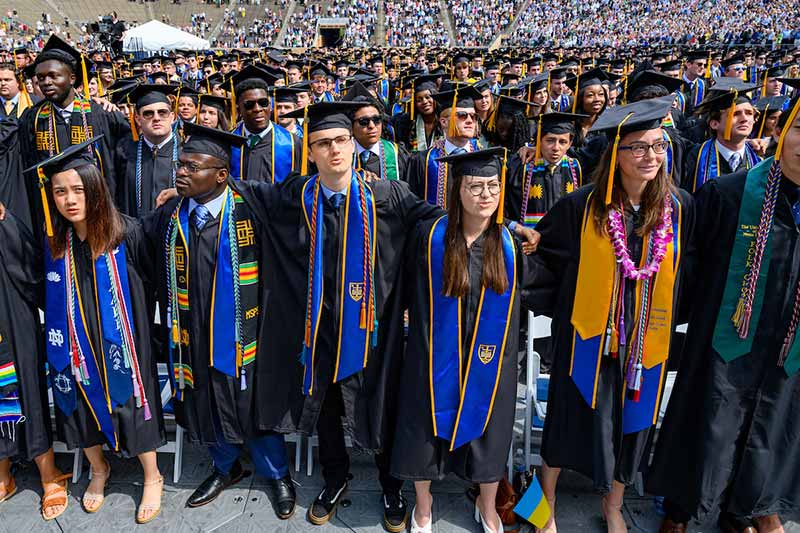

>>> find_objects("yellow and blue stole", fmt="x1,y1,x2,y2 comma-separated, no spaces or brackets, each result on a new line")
570,192,681,434
674,92,687,114
166,188,260,399
427,216,516,449
693,139,762,192
301,172,377,396
377,78,390,106
229,122,296,182
44,235,148,450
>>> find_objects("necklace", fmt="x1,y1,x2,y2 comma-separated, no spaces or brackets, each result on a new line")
607,195,672,281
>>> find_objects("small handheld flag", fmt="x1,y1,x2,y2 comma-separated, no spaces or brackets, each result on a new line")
513,472,551,528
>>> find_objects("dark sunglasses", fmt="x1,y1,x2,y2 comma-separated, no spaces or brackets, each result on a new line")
356,116,382,127
455,111,477,121
140,108,171,119
242,98,270,111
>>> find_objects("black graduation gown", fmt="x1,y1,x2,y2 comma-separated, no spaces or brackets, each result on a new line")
529,185,694,493
240,127,302,182
0,118,32,230
391,223,531,483
505,155,579,223
681,141,737,192
569,131,608,172
390,112,442,153
647,172,800,520
232,175,442,451
18,100,131,239
54,219,166,457
141,195,264,445
115,135,179,217
0,212,51,461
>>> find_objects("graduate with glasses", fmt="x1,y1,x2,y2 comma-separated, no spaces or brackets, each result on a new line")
529,97,695,533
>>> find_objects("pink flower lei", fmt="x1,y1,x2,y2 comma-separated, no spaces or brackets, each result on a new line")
607,195,673,280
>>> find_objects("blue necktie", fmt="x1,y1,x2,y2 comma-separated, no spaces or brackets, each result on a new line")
329,193,345,210
360,150,372,166
192,204,212,230
792,190,800,226
451,147,467,155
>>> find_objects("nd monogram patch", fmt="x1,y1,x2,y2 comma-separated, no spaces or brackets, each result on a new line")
478,344,496,364
348,282,364,302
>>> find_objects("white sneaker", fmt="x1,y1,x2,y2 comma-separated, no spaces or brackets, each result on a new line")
410,503,433,533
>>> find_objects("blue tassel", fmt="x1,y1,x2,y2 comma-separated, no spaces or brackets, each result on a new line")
372,321,379,347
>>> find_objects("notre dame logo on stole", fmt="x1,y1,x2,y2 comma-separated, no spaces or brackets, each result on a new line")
478,344,496,364
349,282,364,302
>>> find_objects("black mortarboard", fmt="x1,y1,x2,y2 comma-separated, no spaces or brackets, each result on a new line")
198,94,230,113
128,84,173,109
37,34,94,89
453,52,473,65
708,78,759,95
765,65,788,78
694,89,754,116
229,64,281,90
495,95,533,116
549,67,568,81
281,101,362,132
626,70,685,102
755,95,788,114
308,61,333,79
658,60,682,73
340,81,380,106
271,86,305,103
151,71,169,84
182,121,245,165
590,94,674,135
721,54,746,69
537,112,588,135
430,86,482,109
436,146,504,177
684,49,710,61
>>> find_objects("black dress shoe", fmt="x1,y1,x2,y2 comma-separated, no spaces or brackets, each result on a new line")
186,461,251,508
381,491,408,532
718,512,758,533
265,475,296,519
307,481,348,525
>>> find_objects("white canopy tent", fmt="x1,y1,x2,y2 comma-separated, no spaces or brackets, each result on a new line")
123,20,210,53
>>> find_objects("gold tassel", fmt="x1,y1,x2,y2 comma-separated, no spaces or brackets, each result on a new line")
129,105,139,141
497,148,508,224
360,301,367,329
761,70,768,98
37,168,54,237
732,297,745,328
410,80,416,121
447,89,458,138
534,117,542,162
229,79,237,125
776,97,800,162
705,51,712,79
606,113,633,205
81,56,90,99
301,108,309,175
723,90,738,142
172,320,180,344
572,73,580,113
756,103,769,138
610,327,619,353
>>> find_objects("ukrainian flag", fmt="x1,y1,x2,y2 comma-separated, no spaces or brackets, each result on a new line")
513,473,551,528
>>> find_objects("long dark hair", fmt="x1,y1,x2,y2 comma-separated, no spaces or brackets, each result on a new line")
441,172,509,298
590,134,675,236
48,163,125,259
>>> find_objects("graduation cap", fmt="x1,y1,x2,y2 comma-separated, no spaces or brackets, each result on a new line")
753,95,789,138
589,95,674,204
128,84,174,109
24,135,103,236
657,59,682,74
37,34,94,90
181,121,245,166
340,81,381,106
625,70,685,102
721,54,746,69
436,146,508,224
198,94,230,114
308,61,334,79
431,86,482,137
281,101,364,174
452,52,473,65
549,67,568,81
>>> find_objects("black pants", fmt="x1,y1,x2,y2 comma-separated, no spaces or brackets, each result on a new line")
316,381,402,494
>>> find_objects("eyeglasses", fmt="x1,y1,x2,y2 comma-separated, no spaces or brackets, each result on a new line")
309,134,353,151
356,116,382,127
465,181,501,196
455,111,478,121
242,98,271,111
173,160,224,173
140,108,171,120
731,66,747,72
618,141,669,157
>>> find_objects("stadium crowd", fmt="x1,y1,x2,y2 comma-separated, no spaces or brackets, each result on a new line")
448,0,521,47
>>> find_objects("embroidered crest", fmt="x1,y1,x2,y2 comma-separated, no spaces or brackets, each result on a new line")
47,271,62,283
54,373,72,394
109,345,124,372
566,181,575,193
349,282,364,302
478,344,496,364
48,328,64,347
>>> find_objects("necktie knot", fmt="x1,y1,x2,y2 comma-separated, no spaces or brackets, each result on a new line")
329,193,346,210
451,147,467,155
729,152,742,172
360,150,372,165
192,204,212,230
248,134,260,149
3,100,13,115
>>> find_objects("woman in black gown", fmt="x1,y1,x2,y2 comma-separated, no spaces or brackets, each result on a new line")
530,97,694,533
391,147,535,533
34,139,166,523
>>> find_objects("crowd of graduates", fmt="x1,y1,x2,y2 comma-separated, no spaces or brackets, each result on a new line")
1,34,800,533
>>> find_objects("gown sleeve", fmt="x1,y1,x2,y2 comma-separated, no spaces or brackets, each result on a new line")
0,210,44,309
385,179,444,229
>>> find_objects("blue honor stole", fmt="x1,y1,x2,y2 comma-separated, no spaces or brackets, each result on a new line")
693,140,762,192
427,216,516,449
569,193,681,435
230,123,296,182
675,92,686,114
167,189,258,399
693,78,706,108
424,140,480,207
378,78,390,105
45,237,143,450
301,173,378,396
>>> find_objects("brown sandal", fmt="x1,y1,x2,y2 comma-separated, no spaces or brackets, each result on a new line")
41,473,71,521
0,476,17,503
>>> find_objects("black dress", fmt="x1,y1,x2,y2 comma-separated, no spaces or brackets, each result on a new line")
53,219,166,457
0,212,51,461
391,223,530,483
530,185,694,493
647,172,800,520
